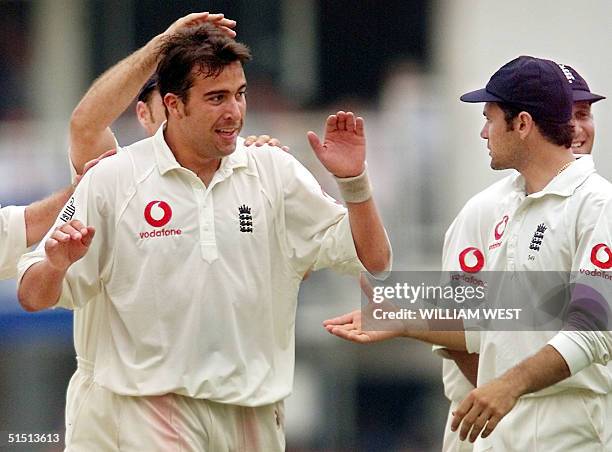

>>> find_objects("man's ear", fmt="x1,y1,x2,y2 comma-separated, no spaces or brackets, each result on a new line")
516,111,535,140
135,101,149,128
164,93,184,119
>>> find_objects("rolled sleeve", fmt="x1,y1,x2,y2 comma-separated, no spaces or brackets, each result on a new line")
548,333,592,375
0,205,28,280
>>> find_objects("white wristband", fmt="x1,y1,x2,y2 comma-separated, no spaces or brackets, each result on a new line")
334,166,372,203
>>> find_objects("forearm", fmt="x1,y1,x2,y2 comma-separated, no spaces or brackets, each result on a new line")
18,261,67,312
25,185,74,246
447,350,479,386
403,330,467,351
69,35,164,172
498,345,571,397
346,199,391,274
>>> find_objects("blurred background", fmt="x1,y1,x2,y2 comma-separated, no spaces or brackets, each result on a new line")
2,0,612,450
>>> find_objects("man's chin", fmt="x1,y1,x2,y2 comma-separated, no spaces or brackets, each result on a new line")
490,160,508,171
215,136,238,154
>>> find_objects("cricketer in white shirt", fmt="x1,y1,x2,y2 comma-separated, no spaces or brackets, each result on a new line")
19,126,376,404
467,155,612,451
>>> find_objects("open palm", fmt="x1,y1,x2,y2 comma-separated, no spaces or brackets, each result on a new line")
307,111,366,178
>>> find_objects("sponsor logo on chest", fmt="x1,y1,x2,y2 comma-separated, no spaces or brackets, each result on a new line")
139,200,183,239
488,215,509,250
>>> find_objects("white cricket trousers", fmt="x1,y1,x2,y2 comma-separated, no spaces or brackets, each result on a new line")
64,357,286,451
474,390,612,451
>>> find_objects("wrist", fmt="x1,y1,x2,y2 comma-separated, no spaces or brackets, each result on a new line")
145,34,166,62
45,258,70,275
334,165,372,203
499,369,528,398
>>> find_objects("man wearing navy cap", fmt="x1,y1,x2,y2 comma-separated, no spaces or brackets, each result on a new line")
325,56,612,451
447,56,612,451
432,62,608,452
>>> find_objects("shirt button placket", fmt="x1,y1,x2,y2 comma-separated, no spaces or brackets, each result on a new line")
193,182,218,263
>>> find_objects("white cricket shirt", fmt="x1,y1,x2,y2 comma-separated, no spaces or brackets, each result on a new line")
19,126,366,406
438,174,516,402
478,156,612,396
0,205,27,280
548,196,612,376
67,136,120,364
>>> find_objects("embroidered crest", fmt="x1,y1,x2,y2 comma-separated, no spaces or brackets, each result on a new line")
239,204,253,233
529,223,547,252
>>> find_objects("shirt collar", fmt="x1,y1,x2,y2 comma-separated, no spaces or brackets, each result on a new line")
509,154,595,199
153,123,250,177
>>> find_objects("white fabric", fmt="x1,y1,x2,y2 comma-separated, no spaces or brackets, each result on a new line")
547,196,612,374
439,174,517,402
473,390,612,451
65,359,286,452
19,126,367,406
478,156,612,396
435,173,517,452
0,205,27,280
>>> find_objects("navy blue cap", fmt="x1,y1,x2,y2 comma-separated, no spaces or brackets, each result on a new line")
558,64,606,103
137,75,158,103
460,56,573,123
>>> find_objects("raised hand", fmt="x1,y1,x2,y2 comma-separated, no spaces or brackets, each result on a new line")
244,135,290,152
307,111,366,178
164,12,237,38
45,220,95,272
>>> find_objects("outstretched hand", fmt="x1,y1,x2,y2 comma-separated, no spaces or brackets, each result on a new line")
307,111,366,178
323,275,410,344
323,308,403,343
164,12,237,38
45,220,95,272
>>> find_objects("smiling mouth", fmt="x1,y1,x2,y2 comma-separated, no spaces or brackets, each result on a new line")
216,128,237,135
571,141,585,149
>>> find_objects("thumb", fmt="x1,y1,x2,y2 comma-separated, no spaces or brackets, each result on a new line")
306,131,322,153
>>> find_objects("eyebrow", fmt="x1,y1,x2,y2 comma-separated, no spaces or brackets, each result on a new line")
204,84,247,97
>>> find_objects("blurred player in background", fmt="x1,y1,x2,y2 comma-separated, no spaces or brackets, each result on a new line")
325,56,612,451
18,23,391,451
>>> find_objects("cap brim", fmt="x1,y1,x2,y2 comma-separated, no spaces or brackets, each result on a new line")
460,88,506,103
572,90,606,104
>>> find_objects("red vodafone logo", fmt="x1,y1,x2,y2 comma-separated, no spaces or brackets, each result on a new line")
494,215,509,240
590,243,612,269
144,201,173,228
459,247,485,273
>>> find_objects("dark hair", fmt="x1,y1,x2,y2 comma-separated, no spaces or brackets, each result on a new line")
498,103,574,148
137,75,158,104
156,24,251,103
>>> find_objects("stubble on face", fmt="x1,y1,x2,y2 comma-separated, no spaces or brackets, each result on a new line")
484,103,520,171
180,62,247,160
